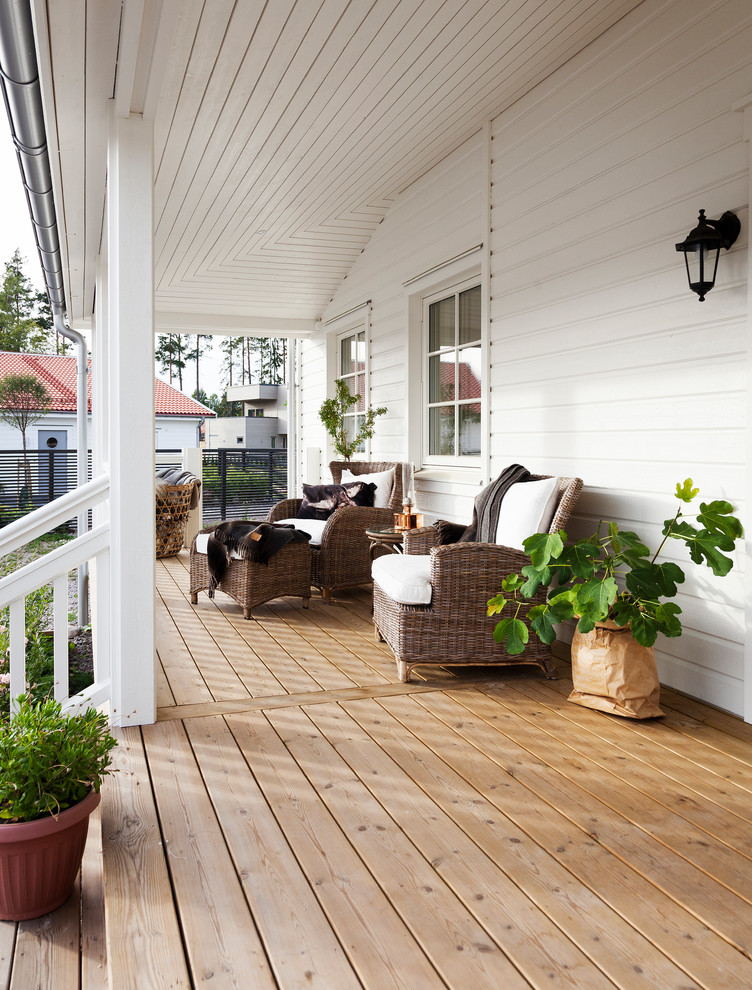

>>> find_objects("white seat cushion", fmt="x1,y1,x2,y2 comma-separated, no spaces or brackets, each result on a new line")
194,532,242,558
341,466,394,508
495,477,560,551
372,554,432,605
194,519,326,553
290,518,326,546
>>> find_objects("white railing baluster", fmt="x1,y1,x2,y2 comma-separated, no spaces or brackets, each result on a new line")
53,574,69,702
9,598,25,712
0,474,112,716
92,546,111,687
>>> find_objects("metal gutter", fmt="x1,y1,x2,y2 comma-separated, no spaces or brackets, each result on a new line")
0,0,64,311
0,0,89,623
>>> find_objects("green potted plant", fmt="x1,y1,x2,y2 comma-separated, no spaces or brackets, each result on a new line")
319,378,387,461
0,695,117,920
487,480,743,717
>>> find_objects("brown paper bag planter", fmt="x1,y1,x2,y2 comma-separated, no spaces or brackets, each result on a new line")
488,479,743,719
568,621,662,719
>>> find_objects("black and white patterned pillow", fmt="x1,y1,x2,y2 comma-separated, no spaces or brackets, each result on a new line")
297,481,376,520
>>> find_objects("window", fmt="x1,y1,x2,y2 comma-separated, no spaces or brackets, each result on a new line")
425,282,482,461
337,327,367,453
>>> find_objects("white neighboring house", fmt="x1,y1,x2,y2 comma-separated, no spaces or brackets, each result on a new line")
205,383,287,450
0,352,214,452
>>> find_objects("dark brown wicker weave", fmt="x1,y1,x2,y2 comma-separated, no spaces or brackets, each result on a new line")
189,533,312,619
267,460,405,600
373,475,583,682
156,483,195,558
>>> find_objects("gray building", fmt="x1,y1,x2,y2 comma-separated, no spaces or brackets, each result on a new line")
205,384,287,450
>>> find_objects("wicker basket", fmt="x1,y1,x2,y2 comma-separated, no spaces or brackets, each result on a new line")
155,483,195,558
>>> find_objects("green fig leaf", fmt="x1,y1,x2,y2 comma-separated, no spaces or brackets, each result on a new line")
493,617,529,655
675,479,700,503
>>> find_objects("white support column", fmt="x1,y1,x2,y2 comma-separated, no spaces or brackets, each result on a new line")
106,106,156,726
736,94,752,724
91,263,109,692
92,261,110,481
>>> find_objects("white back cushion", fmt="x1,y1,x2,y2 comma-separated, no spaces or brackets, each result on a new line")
495,477,560,551
341,467,394,508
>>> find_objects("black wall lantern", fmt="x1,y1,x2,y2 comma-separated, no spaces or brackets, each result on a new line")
675,209,740,301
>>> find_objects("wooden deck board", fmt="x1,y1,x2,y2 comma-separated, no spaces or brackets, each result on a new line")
183,715,362,989
337,695,702,990
438,688,752,956
142,719,278,989
378,690,750,990
226,709,447,989
4,553,752,989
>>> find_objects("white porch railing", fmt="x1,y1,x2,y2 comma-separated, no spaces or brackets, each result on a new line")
0,474,111,714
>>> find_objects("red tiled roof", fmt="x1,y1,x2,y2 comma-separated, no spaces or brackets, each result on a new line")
153,376,215,416
0,352,215,417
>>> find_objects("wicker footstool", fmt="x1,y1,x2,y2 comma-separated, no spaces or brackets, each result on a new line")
189,532,311,619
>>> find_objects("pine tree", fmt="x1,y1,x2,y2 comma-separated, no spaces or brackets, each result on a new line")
0,250,52,353
219,336,243,389
248,337,284,384
187,334,213,396
155,334,187,390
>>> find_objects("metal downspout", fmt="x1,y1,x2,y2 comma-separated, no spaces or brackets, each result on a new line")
0,0,89,625
54,313,89,627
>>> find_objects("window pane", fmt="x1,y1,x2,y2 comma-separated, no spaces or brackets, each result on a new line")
459,285,481,345
343,414,356,449
429,406,455,456
429,296,455,350
429,352,455,402
459,404,481,456
355,413,365,452
458,344,481,400
356,373,366,411
356,332,366,372
340,335,355,376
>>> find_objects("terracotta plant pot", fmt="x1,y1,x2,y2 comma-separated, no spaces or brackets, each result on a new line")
0,789,100,921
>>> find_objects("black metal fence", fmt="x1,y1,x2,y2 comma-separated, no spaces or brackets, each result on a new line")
0,449,93,529
0,447,288,529
201,449,287,524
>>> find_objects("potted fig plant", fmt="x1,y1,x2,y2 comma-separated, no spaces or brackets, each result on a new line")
319,378,387,461
487,480,743,718
0,695,117,920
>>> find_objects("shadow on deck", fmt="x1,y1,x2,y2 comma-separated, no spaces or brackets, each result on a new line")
2,551,752,989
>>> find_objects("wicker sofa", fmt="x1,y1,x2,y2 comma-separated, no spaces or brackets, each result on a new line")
372,474,583,682
267,460,404,600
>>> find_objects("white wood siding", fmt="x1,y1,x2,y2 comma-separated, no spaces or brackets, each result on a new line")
489,0,750,713
300,133,485,511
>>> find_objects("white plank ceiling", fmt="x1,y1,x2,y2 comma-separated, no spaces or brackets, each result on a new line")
39,0,646,331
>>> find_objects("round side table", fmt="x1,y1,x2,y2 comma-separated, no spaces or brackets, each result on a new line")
366,526,404,560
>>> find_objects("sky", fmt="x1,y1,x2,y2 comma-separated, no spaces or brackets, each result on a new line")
0,116,43,280
0,112,228,398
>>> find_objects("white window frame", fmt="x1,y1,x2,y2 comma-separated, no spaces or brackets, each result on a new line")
422,276,483,468
330,320,374,458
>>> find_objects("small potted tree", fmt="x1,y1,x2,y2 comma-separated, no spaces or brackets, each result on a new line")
318,378,387,461
0,696,117,920
487,480,743,718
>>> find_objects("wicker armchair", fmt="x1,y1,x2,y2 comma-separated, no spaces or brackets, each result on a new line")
373,474,583,682
267,460,405,600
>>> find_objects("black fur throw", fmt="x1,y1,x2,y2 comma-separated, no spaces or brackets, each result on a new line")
205,520,310,595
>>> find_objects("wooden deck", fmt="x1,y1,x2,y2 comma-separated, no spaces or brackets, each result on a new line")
2,550,752,989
